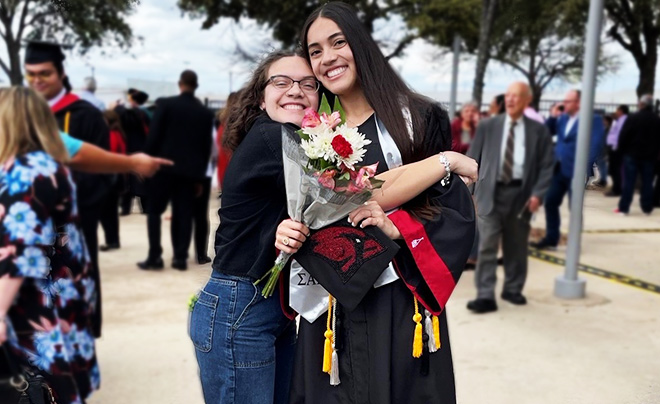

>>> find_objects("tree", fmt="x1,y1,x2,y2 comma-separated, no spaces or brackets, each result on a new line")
403,0,616,108
177,0,416,59
0,0,139,85
605,0,660,97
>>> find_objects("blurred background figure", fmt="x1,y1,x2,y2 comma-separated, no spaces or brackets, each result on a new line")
215,89,242,191
452,101,479,154
615,94,660,215
604,105,629,197
531,89,605,251
114,88,152,215
466,82,554,313
488,94,505,117
592,114,613,188
79,76,106,111
99,110,127,252
139,70,213,271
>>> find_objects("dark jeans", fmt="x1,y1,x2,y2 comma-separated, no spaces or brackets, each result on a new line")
146,173,197,261
543,163,573,245
607,146,623,194
618,156,656,214
193,177,212,259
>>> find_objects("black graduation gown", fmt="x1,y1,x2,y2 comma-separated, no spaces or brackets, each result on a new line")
115,105,151,196
53,96,112,208
290,104,476,404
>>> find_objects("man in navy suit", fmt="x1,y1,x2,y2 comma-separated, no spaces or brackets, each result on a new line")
531,89,605,250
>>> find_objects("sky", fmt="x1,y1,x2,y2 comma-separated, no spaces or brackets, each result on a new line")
1,0,655,106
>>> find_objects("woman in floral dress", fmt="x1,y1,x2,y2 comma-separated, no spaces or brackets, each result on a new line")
0,87,99,404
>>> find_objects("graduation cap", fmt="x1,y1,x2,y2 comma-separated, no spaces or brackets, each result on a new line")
24,40,72,64
131,90,149,105
293,220,400,312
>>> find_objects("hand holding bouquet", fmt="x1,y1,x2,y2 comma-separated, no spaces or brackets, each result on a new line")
255,95,383,297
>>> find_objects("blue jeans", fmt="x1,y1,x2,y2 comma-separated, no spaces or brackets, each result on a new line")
618,156,656,214
190,271,296,404
543,164,573,245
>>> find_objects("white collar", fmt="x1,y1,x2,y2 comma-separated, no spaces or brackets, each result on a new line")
47,88,67,107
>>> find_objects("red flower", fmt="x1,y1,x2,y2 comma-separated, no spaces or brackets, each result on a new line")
331,134,353,158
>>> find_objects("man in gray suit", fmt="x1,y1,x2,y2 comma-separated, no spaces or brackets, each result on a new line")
466,82,554,313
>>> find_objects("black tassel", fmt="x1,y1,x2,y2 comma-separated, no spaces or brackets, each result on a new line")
420,332,430,376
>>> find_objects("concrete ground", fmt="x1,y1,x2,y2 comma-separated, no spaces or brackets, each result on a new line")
88,188,660,404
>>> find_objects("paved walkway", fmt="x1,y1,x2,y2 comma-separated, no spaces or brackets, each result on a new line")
88,188,660,404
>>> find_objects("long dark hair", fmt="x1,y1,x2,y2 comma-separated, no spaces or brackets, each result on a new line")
300,1,433,164
223,50,301,152
301,2,444,220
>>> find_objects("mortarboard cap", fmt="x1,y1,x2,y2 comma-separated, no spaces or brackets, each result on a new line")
24,40,71,64
293,220,399,312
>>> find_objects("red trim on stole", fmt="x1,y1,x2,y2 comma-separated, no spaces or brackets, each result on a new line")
389,209,456,315
51,93,80,114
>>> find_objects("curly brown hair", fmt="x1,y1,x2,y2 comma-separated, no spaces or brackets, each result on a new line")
223,50,302,152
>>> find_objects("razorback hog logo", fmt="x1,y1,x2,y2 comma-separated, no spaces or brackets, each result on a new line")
309,226,385,283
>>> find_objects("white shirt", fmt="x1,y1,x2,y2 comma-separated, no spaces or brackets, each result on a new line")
566,114,578,136
499,114,526,181
47,88,67,108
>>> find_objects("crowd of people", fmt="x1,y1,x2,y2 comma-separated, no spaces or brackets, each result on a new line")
1,1,658,404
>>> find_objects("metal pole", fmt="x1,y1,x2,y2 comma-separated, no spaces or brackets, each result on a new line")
449,35,461,118
554,0,604,299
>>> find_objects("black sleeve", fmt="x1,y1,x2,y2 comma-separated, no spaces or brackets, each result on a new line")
144,99,168,155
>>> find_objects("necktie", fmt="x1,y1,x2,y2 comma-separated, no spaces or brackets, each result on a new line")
501,120,516,183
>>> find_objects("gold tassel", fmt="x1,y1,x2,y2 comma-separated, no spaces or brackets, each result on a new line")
64,111,71,134
323,294,334,373
412,297,423,358
432,315,441,350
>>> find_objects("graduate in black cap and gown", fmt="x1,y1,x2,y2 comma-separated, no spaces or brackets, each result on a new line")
24,41,111,338
289,3,477,403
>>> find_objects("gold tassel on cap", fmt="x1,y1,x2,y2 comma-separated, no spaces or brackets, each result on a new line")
323,294,334,373
432,314,441,350
412,297,423,358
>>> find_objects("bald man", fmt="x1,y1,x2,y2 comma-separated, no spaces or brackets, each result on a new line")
466,82,554,313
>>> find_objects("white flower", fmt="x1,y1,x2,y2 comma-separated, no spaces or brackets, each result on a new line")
3,162,34,196
24,218,57,245
53,278,81,306
27,151,58,178
4,202,38,241
32,328,64,370
15,247,50,278
300,125,338,162
64,223,84,261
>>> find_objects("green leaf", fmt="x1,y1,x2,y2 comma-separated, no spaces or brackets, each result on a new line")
297,128,309,141
370,178,386,190
339,172,351,181
319,93,332,115
333,96,346,124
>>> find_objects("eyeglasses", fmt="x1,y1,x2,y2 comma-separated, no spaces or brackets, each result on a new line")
24,70,56,82
267,75,319,94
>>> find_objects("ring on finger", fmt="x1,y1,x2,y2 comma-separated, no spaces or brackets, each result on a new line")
282,237,290,246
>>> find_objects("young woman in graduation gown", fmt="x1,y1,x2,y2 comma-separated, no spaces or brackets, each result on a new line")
290,2,477,403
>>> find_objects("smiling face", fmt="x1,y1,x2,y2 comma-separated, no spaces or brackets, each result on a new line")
306,17,359,97
260,56,319,125
24,61,64,101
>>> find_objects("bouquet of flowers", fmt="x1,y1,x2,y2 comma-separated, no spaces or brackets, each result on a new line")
255,95,384,297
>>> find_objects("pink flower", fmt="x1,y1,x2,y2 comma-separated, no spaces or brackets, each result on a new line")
316,169,337,190
320,111,342,129
301,108,321,128
349,163,379,192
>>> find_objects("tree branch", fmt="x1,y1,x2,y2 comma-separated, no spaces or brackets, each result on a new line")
16,0,32,42
0,55,11,77
385,34,416,60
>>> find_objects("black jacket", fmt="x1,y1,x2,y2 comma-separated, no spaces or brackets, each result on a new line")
144,92,214,179
618,106,660,161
